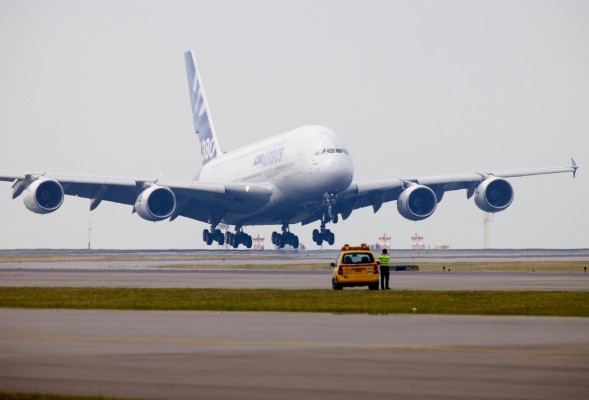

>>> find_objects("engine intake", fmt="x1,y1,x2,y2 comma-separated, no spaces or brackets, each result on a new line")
474,177,513,212
397,184,437,221
135,185,176,221
23,178,64,214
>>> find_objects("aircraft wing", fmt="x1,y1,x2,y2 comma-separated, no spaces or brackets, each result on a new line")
330,159,579,221
0,172,273,223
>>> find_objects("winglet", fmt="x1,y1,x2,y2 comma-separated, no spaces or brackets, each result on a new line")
571,158,579,178
184,51,222,165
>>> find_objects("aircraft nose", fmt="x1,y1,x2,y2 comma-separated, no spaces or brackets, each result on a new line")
324,153,353,191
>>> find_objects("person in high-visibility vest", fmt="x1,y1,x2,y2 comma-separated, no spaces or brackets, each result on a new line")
379,248,391,290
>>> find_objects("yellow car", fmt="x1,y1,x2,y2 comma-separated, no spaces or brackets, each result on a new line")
331,244,379,290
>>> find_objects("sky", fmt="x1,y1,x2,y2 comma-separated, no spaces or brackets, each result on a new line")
0,0,587,250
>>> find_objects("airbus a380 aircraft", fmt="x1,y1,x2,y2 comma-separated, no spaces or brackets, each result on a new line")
0,51,579,248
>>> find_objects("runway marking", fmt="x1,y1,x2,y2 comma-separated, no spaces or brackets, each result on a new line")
2,333,588,358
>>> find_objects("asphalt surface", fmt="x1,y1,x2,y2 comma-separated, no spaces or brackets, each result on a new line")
1,249,588,399
1,268,589,291
1,248,588,290
1,310,588,400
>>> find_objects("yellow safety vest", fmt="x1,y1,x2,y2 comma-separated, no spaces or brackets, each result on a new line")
379,254,390,267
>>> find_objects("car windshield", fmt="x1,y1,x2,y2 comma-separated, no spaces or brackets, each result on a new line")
341,253,374,264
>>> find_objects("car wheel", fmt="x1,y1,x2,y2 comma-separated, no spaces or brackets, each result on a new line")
332,278,342,290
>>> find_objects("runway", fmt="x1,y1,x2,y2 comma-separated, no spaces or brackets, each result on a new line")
1,248,588,291
1,309,588,400
2,268,589,291
1,249,588,399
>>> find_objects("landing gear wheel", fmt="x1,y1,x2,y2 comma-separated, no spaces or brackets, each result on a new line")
203,229,213,245
313,229,322,245
326,230,335,246
214,229,224,245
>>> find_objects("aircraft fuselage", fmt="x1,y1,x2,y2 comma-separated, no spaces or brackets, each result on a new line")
198,125,353,225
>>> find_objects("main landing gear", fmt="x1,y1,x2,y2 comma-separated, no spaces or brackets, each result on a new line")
272,225,300,249
203,225,252,248
203,227,224,246
226,228,253,249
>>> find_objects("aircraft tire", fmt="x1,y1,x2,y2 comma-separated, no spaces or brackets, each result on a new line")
312,229,319,243
206,230,214,245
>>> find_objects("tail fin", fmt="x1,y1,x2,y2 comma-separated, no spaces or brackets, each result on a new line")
184,51,221,165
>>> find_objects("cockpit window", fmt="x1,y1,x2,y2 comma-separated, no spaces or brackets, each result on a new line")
315,148,349,155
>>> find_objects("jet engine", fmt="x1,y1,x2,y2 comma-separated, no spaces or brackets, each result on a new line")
397,184,437,221
134,185,176,221
23,178,64,214
474,177,513,212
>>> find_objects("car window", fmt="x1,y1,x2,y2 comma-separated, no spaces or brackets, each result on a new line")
341,252,374,264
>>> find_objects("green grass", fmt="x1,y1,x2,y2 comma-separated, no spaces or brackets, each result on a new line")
1,287,587,317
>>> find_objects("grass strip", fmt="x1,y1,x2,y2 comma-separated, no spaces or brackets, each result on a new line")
1,287,587,317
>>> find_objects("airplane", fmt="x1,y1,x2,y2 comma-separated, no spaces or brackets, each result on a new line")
0,51,579,249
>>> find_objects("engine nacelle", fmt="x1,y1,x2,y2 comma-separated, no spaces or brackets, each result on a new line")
23,178,64,214
134,185,176,221
397,184,437,221
474,177,514,212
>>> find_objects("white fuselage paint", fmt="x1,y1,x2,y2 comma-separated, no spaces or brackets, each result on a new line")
198,125,353,225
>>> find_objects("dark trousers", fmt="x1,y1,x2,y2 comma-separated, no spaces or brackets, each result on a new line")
380,266,390,289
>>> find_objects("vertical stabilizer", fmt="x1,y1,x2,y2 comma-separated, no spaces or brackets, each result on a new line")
184,51,221,165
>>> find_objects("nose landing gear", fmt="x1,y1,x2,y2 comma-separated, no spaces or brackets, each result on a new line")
312,221,335,246
312,203,337,246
